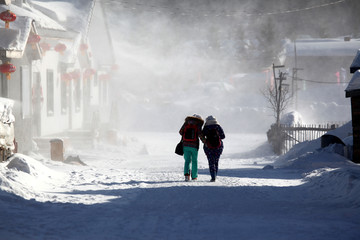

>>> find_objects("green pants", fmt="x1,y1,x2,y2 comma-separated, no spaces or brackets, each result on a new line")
183,146,198,179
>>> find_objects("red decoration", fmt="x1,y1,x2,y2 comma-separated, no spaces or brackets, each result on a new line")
61,73,71,82
0,10,16,29
0,62,16,80
40,42,51,54
83,68,96,79
70,70,80,80
79,43,88,54
54,43,66,55
27,33,41,49
27,33,41,44
99,74,110,81
111,64,119,71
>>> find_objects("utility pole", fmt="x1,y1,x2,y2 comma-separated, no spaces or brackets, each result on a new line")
265,64,291,155
292,67,303,110
272,64,286,127
292,39,303,110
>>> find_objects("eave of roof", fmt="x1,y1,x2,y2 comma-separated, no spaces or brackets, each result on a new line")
286,38,360,57
345,70,360,97
0,16,33,59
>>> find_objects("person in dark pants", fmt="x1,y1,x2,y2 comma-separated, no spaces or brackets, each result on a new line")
202,116,225,182
179,114,204,181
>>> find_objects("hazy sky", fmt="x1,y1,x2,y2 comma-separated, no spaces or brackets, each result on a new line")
99,0,354,131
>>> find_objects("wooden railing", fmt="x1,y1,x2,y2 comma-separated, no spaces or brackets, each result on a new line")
267,123,342,155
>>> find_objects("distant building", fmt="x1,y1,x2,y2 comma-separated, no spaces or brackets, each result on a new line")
283,37,360,90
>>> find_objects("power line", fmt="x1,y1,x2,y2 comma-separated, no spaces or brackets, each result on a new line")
252,0,346,16
102,0,346,18
294,77,348,84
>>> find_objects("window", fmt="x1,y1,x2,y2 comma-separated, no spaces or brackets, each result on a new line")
32,72,42,137
74,78,81,112
21,66,31,118
61,76,67,114
0,72,8,98
46,70,54,116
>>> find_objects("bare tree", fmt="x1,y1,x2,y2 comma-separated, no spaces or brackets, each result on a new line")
263,65,292,155
262,65,292,127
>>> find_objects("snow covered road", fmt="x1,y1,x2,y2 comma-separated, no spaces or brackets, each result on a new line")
0,132,359,239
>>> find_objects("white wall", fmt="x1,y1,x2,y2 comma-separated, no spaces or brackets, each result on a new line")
33,48,86,136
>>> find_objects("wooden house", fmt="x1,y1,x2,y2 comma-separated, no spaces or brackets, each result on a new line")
345,49,360,163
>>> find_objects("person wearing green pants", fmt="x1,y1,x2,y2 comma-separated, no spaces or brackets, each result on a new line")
179,114,204,181
183,146,199,180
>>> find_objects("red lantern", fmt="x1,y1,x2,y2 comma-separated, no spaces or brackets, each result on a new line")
0,10,16,29
0,62,16,80
54,43,66,55
27,33,41,44
79,43,88,54
83,68,96,79
70,70,80,80
40,42,50,55
111,64,119,71
99,73,110,81
27,33,41,49
61,73,71,82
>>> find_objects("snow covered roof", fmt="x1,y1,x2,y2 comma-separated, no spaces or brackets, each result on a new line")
28,0,94,37
323,121,352,142
0,2,68,59
0,3,65,31
24,0,95,64
285,38,360,57
345,70,360,97
88,1,115,67
350,49,360,73
0,15,33,58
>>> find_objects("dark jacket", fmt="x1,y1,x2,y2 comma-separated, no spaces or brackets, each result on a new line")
202,124,225,150
179,120,204,150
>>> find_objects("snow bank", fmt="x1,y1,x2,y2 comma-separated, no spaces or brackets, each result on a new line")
304,167,360,206
275,148,356,170
273,121,360,206
280,111,304,125
0,153,63,201
275,121,354,169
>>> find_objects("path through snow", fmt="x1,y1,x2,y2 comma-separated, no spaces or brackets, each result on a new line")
0,132,359,239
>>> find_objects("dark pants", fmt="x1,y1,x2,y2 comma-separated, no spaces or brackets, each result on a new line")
204,145,223,179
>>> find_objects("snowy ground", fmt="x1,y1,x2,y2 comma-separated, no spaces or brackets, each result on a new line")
0,132,359,240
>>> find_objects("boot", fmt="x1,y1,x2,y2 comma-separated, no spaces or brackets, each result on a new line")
185,174,190,182
210,171,216,182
